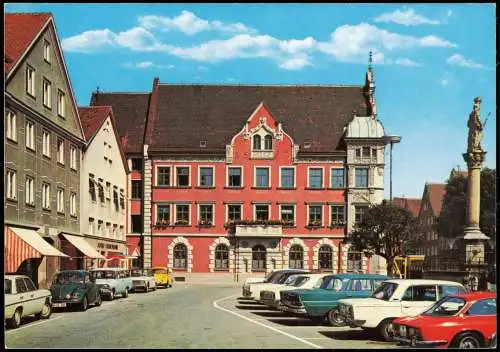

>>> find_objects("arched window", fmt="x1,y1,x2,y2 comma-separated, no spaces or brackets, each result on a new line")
253,135,261,150
173,243,187,269
319,245,333,270
347,247,362,273
289,244,303,269
215,244,229,270
264,135,273,150
252,245,266,271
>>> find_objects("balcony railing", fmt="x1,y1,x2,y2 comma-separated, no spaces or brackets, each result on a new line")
225,220,283,237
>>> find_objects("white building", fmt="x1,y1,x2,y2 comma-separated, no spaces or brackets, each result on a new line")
78,106,129,268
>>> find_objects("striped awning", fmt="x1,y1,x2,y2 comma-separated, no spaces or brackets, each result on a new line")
4,226,68,273
61,233,105,259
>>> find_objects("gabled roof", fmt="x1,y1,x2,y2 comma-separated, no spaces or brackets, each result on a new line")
423,183,446,217
393,197,421,217
4,13,51,75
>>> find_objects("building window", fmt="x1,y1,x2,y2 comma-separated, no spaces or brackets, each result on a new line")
176,167,190,187
173,244,187,269
252,245,266,271
280,167,294,188
131,158,142,171
264,135,273,150
308,168,323,188
25,176,34,205
228,167,242,187
57,90,65,117
289,245,303,269
43,40,51,63
131,215,142,233
355,206,368,224
6,170,17,201
98,182,105,203
355,168,368,188
215,244,229,270
6,110,17,142
347,249,362,273
371,148,377,160
253,135,261,150
199,167,214,187
105,223,111,237
131,180,142,199
26,65,35,97
103,142,108,160
105,182,111,200
157,205,170,224
42,130,51,157
157,167,171,186
88,219,94,235
280,205,295,225
97,220,103,235
25,120,35,150
362,146,371,157
70,146,77,170
57,188,65,213
319,245,333,270
255,204,269,221
199,204,213,225
70,193,77,217
57,138,65,164
255,167,269,188
113,189,119,211
42,182,50,209
330,205,345,225
108,144,112,163
227,204,241,221
175,204,189,225
43,78,51,108
308,205,322,226
89,178,96,201
120,190,125,209
330,169,344,188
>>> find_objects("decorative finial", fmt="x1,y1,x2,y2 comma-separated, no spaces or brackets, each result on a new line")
368,50,373,70
96,86,100,94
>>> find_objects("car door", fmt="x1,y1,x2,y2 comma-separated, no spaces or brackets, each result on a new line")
463,298,497,339
84,272,96,302
23,277,43,315
400,285,438,316
14,278,29,316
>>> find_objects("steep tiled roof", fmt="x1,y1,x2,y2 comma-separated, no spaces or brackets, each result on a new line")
147,84,369,154
4,13,51,75
393,197,421,217
90,92,151,154
77,106,113,141
425,183,447,216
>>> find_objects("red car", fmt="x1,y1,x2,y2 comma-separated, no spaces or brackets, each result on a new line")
392,291,496,348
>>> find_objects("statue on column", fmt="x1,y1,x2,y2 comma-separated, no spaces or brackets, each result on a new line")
467,97,484,153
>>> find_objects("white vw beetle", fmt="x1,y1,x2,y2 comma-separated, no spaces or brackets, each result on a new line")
130,268,156,292
5,274,52,328
337,279,467,341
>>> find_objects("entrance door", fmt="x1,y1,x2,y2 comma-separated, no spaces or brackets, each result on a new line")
252,245,266,271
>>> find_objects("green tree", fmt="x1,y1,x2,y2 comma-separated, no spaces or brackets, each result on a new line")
343,201,419,277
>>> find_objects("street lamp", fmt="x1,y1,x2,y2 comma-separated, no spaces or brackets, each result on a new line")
383,135,402,202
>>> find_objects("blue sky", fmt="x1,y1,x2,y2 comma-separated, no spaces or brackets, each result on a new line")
5,3,496,199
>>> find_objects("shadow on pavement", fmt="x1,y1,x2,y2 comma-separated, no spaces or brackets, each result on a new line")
235,305,272,310
250,311,288,318
318,329,388,343
267,318,324,326
236,300,263,305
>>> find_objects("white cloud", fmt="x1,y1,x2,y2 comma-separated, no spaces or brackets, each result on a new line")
446,54,485,69
124,61,174,69
387,58,423,66
439,78,449,86
279,57,312,70
447,9,453,17
61,29,117,52
227,78,235,82
374,8,441,26
197,65,209,71
138,11,256,36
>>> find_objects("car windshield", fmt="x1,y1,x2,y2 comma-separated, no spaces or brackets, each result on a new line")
423,296,466,316
372,282,397,301
313,277,326,289
92,271,116,279
54,271,85,284
264,271,281,283
293,276,310,287
5,279,12,294
277,272,302,284
142,269,153,276
320,277,344,291
131,270,143,277
284,275,299,285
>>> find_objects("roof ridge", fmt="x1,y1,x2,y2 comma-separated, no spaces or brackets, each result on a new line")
5,12,52,15
158,83,364,88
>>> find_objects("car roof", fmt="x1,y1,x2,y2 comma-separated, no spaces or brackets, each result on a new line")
385,279,463,285
90,267,124,271
453,291,496,301
57,270,89,273
325,273,389,279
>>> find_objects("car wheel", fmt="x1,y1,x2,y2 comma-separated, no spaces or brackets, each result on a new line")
145,284,149,293
452,332,483,349
36,300,52,319
378,318,395,342
8,309,22,329
95,294,102,307
80,296,88,311
327,308,346,327
108,290,115,301
123,288,128,298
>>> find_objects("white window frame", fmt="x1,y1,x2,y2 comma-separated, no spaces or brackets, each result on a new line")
225,203,243,222
155,165,172,186
197,203,215,225
57,90,65,117
6,110,17,142
279,203,296,226
253,203,271,221
57,188,65,213
42,182,51,209
329,204,345,224
57,138,65,165
254,166,271,188
42,130,51,157
156,203,172,224
70,145,77,170
279,166,296,188
174,203,191,225
226,165,243,188
70,192,77,217
25,176,34,205
42,77,52,108
307,166,325,188
355,167,369,188
43,40,51,63
25,119,35,150
6,169,17,200
307,204,324,226
198,165,215,187
330,167,345,188
26,65,35,97
174,165,191,187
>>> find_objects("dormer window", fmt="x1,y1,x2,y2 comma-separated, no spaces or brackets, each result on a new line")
253,135,261,150
264,135,273,150
304,141,311,149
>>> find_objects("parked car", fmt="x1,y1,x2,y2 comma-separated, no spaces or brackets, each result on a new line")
243,269,281,287
130,268,156,292
5,274,52,329
260,273,329,309
280,273,388,323
243,269,309,300
50,270,102,311
337,279,466,341
151,266,173,288
90,268,129,300
392,291,496,348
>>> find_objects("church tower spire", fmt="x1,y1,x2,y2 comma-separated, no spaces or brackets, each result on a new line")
365,51,377,118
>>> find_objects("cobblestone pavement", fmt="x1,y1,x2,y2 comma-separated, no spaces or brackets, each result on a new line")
5,284,402,349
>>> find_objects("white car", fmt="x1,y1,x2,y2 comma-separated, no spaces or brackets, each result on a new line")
244,269,309,300
242,269,280,287
5,274,52,328
130,268,156,292
260,273,328,309
337,279,467,341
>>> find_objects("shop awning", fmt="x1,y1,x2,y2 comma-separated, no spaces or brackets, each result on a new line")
5,226,68,273
61,233,105,259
